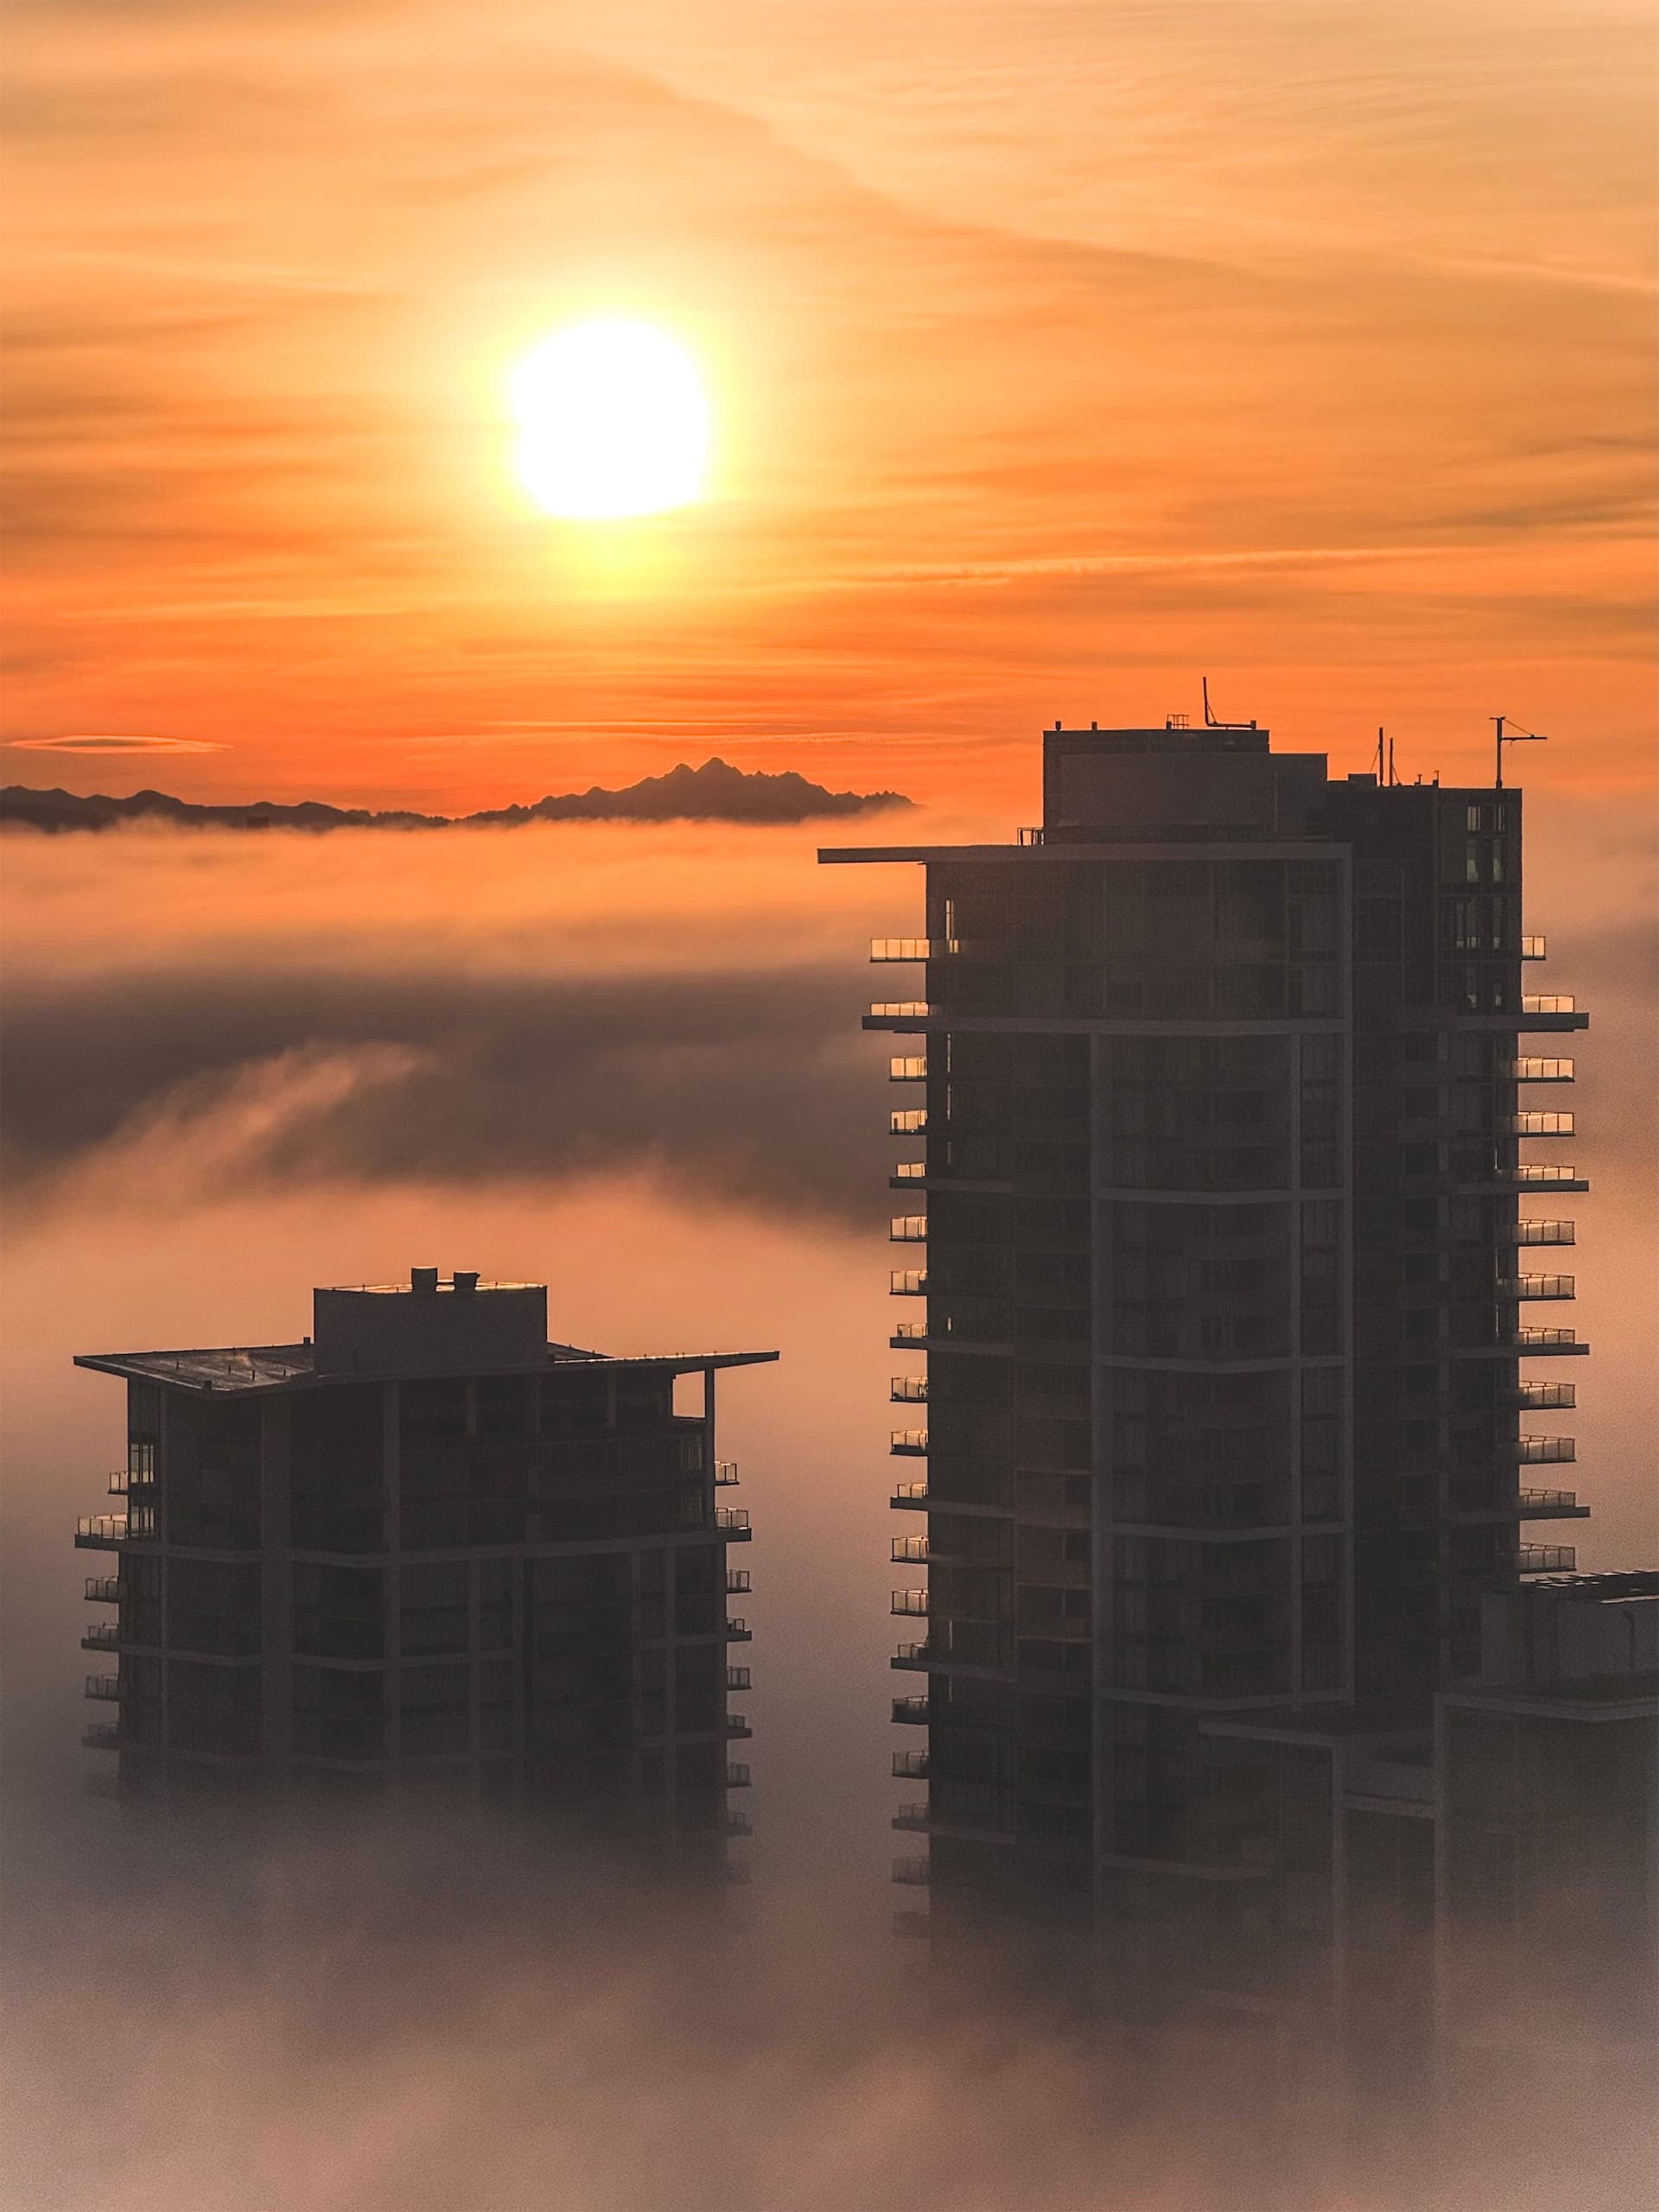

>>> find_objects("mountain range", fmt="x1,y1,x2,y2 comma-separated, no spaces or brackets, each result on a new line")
0,757,912,833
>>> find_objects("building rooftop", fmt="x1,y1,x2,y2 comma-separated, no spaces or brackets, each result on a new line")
73,1268,779,1392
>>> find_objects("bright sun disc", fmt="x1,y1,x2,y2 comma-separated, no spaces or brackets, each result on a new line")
511,320,710,520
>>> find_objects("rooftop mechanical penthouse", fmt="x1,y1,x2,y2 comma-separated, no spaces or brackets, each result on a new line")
824,715,1600,1974
75,1269,774,1851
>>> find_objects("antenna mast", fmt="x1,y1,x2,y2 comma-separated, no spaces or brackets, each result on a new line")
1491,715,1548,790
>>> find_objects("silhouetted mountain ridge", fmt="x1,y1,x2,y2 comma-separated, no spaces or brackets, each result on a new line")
0,757,912,833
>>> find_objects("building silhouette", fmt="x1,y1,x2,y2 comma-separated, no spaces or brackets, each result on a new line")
76,1270,773,1852
823,719,1654,2059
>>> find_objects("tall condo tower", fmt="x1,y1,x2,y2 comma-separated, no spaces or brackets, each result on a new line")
823,720,1591,1993
75,1270,772,1858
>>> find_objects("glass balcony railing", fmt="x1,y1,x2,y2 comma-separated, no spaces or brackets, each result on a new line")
891,1320,928,1342
892,1589,929,1617
1499,1274,1574,1300
1519,1489,1580,1516
892,1535,930,1564
1516,1436,1575,1464
727,1666,751,1691
726,1714,752,1738
1517,1544,1576,1573
81,1624,120,1651
871,938,954,963
893,1161,926,1182
892,1695,929,1724
715,1507,751,1535
1507,1112,1574,1136
726,1617,750,1639
1521,935,1547,960
869,1001,930,1020
1506,1165,1584,1187
84,1675,120,1701
726,1764,752,1788
889,1270,927,1296
715,1462,740,1486
726,1569,752,1595
890,1109,927,1136
891,1376,928,1402
889,1432,929,1458
1522,995,1576,1014
893,1857,931,1886
893,1750,929,1779
84,1577,119,1604
1512,1381,1575,1409
889,1216,928,1243
892,1482,929,1506
889,1057,927,1083
75,1516,130,1547
1515,1327,1582,1350
893,1643,929,1664
1513,1220,1574,1245
1507,1058,1573,1082
893,1799,931,1829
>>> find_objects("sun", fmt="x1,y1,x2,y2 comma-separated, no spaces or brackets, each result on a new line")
510,320,711,521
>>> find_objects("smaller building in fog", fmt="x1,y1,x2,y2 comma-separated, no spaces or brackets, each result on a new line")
75,1269,773,1858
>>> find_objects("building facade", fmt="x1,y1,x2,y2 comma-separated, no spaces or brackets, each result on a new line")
76,1270,772,1854
823,719,1607,1993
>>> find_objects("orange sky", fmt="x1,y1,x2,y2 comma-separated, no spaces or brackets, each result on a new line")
3,0,1654,809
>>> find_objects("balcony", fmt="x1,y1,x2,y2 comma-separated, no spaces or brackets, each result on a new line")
715,1507,752,1540
1511,1382,1575,1409
727,1666,751,1691
891,1320,928,1343
890,1109,928,1136
1516,1436,1575,1464
1017,826,1044,846
1517,1544,1576,1574
890,1216,928,1243
1507,1058,1573,1083
1513,1328,1586,1354
726,1764,752,1789
893,1857,931,1887
85,1675,120,1702
891,1376,928,1403
1523,995,1576,1016
892,1695,930,1725
871,938,952,962
890,1270,927,1297
893,1750,929,1778
1521,935,1547,960
892,1161,926,1184
892,1642,929,1668
74,1516,129,1549
1498,1274,1574,1300
84,1577,119,1604
893,1535,931,1565
892,1589,929,1617
1506,1112,1574,1138
893,1800,931,1831
726,1714,753,1739
1518,1490,1586,1519
889,1057,928,1083
726,1568,752,1594
1512,1220,1574,1246
893,1481,929,1510
715,1461,740,1486
81,1624,121,1652
82,1725,121,1752
726,1617,752,1640
868,1001,930,1020
890,1430,929,1458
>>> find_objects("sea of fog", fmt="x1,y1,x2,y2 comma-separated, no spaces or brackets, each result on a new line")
1,810,1653,2210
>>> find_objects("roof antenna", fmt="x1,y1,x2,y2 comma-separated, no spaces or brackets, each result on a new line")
1374,728,1385,780
1201,677,1257,731
1387,734,1396,787
1491,714,1548,791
